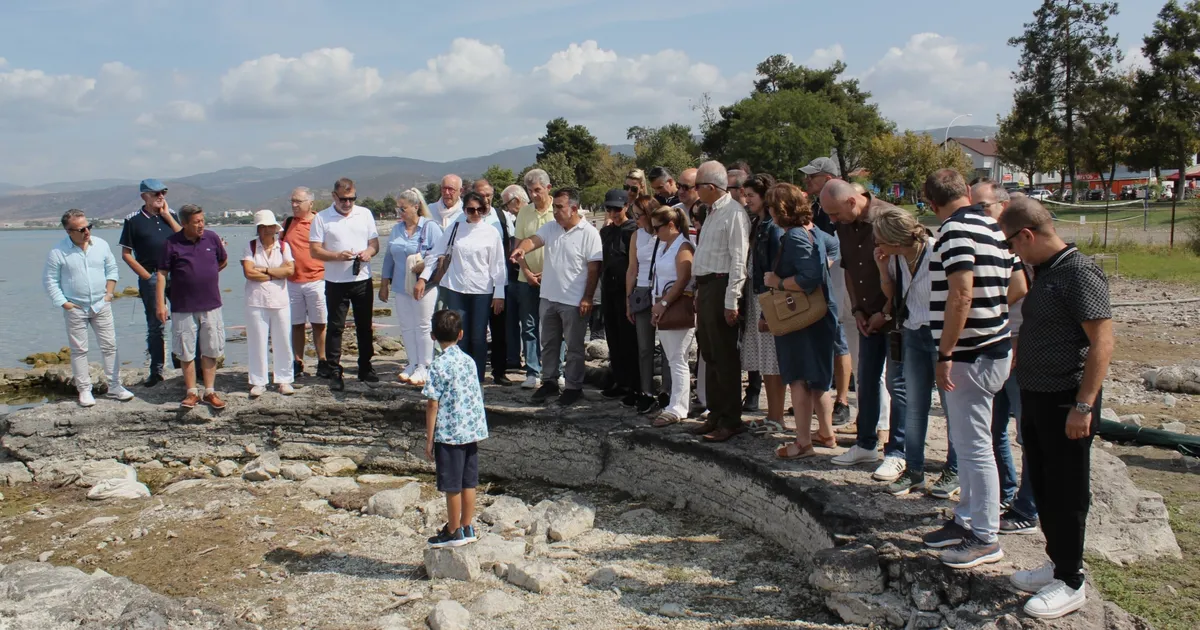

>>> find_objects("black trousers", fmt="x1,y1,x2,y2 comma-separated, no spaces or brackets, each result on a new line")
1020,387,1100,590
325,279,374,371
601,283,641,392
489,303,508,378
696,275,742,429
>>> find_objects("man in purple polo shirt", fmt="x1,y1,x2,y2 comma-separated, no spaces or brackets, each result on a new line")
156,204,229,410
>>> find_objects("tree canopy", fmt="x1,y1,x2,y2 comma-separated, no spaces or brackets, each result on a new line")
860,132,975,204
537,118,602,187
627,124,701,180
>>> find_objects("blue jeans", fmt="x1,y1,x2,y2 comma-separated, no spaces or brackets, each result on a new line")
857,331,906,456
902,326,951,473
990,372,1021,506
442,289,492,380
514,280,542,378
1004,370,1038,519
506,280,522,368
138,274,166,376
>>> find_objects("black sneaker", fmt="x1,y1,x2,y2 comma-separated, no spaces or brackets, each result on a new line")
1000,509,1039,535
293,360,305,377
832,401,851,426
493,373,514,386
742,393,761,412
886,470,925,496
636,394,659,415
331,366,345,392
531,382,560,404
316,360,333,379
940,533,1004,569
462,524,478,543
557,389,583,406
929,470,960,499
621,392,639,408
601,385,627,399
143,373,164,388
923,519,971,549
656,392,669,409
429,526,467,548
426,524,450,545
358,368,379,383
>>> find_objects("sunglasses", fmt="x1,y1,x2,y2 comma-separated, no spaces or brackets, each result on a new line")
67,224,93,234
465,206,486,214
1001,226,1033,250
651,222,666,230
336,195,357,202
676,183,693,192
148,191,166,197
623,185,639,192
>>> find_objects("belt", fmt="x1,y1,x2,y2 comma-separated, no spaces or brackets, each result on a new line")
694,273,729,283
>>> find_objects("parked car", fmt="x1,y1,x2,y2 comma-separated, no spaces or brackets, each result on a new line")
1029,189,1052,201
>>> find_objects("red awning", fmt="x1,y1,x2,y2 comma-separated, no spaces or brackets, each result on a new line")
1165,165,1200,181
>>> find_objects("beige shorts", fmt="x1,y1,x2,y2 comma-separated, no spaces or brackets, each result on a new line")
288,280,328,326
172,308,226,361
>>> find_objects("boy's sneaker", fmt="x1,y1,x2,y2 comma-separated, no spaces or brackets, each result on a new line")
531,382,560,404
1024,581,1086,620
429,526,468,549
1011,562,1056,593
462,524,478,543
886,470,925,496
929,470,960,499
1000,509,1039,535
427,524,450,546
941,534,1004,569
78,390,96,407
106,386,135,401
923,519,970,549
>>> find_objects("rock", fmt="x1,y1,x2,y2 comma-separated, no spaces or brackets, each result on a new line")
825,591,910,627
119,447,153,463
472,535,526,569
588,566,621,587
808,544,884,595
211,460,238,477
479,495,529,526
375,613,409,630
658,602,686,618
466,589,523,617
300,476,359,498
910,583,941,611
87,479,151,500
1119,414,1145,427
423,546,480,581
280,463,313,481
160,479,211,495
85,516,120,527
427,600,471,630
544,496,595,541
38,551,54,563
0,462,33,486
367,483,422,519
908,610,943,629
299,499,330,513
242,452,281,481
320,456,358,476
1164,393,1177,408
1100,407,1120,423
328,491,370,512
1086,449,1182,563
419,498,447,528
585,339,609,360
673,496,687,510
78,459,137,487
1143,365,1200,394
357,474,415,484
1161,421,1187,434
506,561,568,593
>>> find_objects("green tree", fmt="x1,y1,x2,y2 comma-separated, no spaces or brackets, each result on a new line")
1138,0,1200,202
521,152,578,192
581,149,637,208
380,194,397,218
719,90,839,181
537,118,602,187
1078,75,1132,196
995,104,1064,186
423,182,441,204
1009,0,1122,200
861,132,975,204
626,124,701,179
479,164,516,205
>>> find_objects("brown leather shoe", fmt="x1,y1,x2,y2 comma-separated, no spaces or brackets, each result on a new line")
688,419,719,435
203,392,226,410
814,434,838,449
703,425,746,442
180,392,200,409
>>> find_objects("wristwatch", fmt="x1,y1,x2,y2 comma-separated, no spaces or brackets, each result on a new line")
1074,401,1093,414
659,300,669,307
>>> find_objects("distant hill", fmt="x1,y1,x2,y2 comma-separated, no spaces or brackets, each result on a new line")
173,167,305,192
2,178,136,197
0,183,235,222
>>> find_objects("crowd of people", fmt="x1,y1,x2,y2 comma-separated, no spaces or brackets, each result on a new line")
43,156,1113,620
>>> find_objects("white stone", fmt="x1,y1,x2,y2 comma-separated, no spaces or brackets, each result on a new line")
423,546,480,582
480,496,529,526
1119,414,1145,427
87,479,150,501
588,566,622,586
279,463,313,481
1164,394,1177,408
506,561,568,593
320,456,358,476
367,483,422,519
1100,408,1120,423
467,589,523,617
211,460,238,477
427,600,471,630
77,460,137,488
85,516,120,527
38,551,54,563
0,462,34,486
160,479,211,495
242,452,281,481
300,476,359,498
357,474,416,484
545,496,595,541
659,602,686,618
299,499,330,513
472,535,526,569
1162,421,1187,434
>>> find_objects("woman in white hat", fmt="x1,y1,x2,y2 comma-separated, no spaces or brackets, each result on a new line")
242,209,296,396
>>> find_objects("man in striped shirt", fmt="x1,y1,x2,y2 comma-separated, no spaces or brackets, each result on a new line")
921,169,1027,570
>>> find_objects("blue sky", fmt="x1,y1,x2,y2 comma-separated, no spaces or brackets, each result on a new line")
0,0,1163,185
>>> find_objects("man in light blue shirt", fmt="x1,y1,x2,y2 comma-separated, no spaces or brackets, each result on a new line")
43,209,135,407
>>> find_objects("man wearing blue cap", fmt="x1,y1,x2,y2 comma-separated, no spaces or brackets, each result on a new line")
118,178,181,386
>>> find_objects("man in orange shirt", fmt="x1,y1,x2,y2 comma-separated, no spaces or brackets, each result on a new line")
284,187,329,377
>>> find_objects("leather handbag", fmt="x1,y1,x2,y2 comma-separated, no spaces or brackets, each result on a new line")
426,223,459,286
627,236,659,314
403,222,432,297
655,282,695,330
758,227,828,336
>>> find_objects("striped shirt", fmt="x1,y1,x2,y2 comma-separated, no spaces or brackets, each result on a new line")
929,206,1022,359
691,193,750,310
885,236,936,330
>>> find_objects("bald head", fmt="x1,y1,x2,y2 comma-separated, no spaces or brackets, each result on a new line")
441,174,462,207
678,167,699,207
819,179,863,224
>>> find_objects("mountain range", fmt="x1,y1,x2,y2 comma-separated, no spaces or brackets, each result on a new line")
0,125,997,222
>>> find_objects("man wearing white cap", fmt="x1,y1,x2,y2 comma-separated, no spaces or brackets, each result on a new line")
242,210,296,397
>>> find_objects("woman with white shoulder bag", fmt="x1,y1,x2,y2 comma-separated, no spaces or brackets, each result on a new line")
379,187,444,386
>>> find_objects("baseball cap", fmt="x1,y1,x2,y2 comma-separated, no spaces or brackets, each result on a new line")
799,157,840,177
603,189,629,209
139,178,168,193
254,209,280,228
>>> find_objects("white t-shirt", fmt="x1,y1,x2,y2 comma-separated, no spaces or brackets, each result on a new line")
536,219,603,307
310,205,379,283
242,238,294,309
420,220,507,298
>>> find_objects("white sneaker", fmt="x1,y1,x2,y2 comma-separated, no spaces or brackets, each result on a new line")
1011,561,1056,593
1024,580,1086,620
278,383,295,396
409,365,429,387
106,386,135,401
249,385,266,398
872,455,906,482
78,390,96,407
521,375,538,389
832,444,882,467
558,377,566,389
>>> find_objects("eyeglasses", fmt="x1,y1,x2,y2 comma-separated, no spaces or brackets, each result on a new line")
1001,226,1033,250
336,195,357,202
728,185,743,190
465,206,486,214
67,224,93,234
697,183,725,192
290,198,309,204
623,185,639,192
149,191,166,197
676,183,693,192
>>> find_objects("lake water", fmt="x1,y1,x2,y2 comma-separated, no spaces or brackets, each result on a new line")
0,226,403,369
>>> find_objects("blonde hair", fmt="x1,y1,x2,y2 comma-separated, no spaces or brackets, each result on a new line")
650,203,690,237
872,207,926,247
397,187,431,218
626,168,649,192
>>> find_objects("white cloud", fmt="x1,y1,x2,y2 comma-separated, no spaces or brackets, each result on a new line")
400,38,511,95
0,60,142,127
217,47,383,117
804,45,844,69
1119,46,1149,73
164,100,206,122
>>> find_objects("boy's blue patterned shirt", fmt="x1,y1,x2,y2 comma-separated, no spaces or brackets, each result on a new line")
423,344,489,444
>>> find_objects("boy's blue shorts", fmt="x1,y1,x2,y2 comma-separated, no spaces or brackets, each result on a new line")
434,442,479,492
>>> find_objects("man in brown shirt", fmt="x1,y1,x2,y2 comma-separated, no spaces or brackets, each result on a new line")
819,180,908,481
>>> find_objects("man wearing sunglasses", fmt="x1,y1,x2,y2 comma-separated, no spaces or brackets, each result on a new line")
45,209,136,407
649,166,680,207
118,178,181,387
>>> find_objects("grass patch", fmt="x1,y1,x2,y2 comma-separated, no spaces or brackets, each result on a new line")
1077,242,1200,286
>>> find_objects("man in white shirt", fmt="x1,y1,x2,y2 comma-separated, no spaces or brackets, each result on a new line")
309,177,380,390
689,160,750,442
430,174,464,228
510,187,602,407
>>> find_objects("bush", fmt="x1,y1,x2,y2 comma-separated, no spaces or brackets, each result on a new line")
1185,213,1200,256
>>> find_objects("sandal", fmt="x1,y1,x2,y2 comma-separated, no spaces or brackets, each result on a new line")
814,433,837,449
775,442,816,460
653,411,681,428
747,419,784,435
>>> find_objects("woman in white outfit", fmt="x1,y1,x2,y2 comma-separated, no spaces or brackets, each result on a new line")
648,204,695,427
379,188,444,387
242,209,296,397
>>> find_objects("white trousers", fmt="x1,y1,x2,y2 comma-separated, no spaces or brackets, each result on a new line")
833,269,890,430
246,305,294,386
395,286,438,368
659,328,695,419
64,304,119,392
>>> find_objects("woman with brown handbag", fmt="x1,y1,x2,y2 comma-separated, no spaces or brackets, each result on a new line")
762,183,839,460
648,205,695,427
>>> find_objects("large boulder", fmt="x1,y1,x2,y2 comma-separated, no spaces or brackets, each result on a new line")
1142,365,1200,394
480,496,530,526
279,463,312,481
320,456,358,476
472,536,526,569
808,544,885,595
366,483,422,519
1087,450,1182,563
242,452,281,482
77,460,136,488
423,547,480,582
506,562,568,594
0,462,32,486
544,496,595,542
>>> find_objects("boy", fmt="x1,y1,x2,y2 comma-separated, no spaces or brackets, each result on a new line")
423,309,489,548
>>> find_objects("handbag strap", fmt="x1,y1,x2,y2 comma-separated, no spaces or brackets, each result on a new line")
893,243,926,327
647,234,660,284
771,226,816,281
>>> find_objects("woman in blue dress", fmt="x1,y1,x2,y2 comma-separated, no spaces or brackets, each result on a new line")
762,183,839,460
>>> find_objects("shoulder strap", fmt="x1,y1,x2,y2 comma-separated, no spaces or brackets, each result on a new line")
648,235,661,280
447,222,460,247
250,239,257,255
281,216,293,237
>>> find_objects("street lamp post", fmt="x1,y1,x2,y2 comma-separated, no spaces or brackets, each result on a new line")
944,113,974,146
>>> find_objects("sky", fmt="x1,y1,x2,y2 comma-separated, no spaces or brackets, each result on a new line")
0,0,1164,186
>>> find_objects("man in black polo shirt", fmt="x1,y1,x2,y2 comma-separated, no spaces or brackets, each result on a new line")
998,197,1113,620
118,178,181,386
